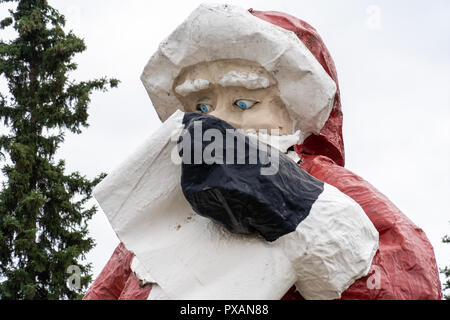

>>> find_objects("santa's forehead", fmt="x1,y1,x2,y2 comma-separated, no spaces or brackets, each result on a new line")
173,59,275,87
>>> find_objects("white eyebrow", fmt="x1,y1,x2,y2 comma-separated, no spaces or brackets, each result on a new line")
175,79,210,96
218,71,271,90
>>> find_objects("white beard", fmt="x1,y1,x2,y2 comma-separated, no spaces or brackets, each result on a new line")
240,129,304,163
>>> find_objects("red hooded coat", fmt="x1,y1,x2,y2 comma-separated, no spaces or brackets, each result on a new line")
83,9,442,300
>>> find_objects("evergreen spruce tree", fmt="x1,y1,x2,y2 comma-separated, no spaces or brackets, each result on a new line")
441,229,450,300
0,0,118,299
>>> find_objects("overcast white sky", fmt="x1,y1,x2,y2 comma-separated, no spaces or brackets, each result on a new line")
1,0,449,289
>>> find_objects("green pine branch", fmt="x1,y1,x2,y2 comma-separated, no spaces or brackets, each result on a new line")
441,228,450,300
0,0,118,300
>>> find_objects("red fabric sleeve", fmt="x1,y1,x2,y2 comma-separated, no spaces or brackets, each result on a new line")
297,154,442,300
118,272,152,300
83,243,137,300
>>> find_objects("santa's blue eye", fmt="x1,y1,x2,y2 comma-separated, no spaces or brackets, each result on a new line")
234,99,258,110
196,103,212,113
238,101,247,109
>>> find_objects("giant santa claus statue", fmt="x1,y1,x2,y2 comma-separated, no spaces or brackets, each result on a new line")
84,4,442,300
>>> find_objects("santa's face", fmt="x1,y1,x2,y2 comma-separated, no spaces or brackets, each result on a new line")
173,59,294,135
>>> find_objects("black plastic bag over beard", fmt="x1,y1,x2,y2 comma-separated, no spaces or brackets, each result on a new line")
179,112,324,242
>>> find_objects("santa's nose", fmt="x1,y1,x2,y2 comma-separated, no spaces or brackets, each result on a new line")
209,98,240,128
